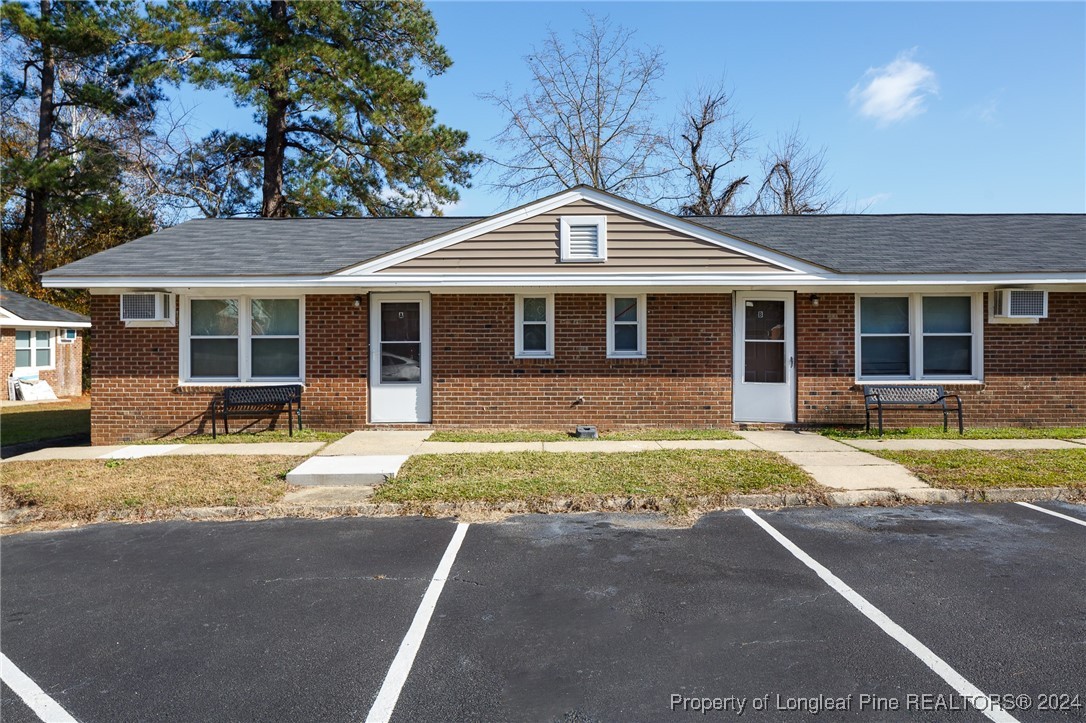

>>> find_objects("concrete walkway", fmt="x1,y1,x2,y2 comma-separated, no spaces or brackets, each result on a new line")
5,442,324,462
286,431,431,487
735,431,930,496
842,437,1085,451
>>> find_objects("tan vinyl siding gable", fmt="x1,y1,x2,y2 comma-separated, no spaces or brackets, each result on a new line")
379,199,790,274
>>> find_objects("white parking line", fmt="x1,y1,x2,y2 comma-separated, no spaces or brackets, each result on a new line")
365,522,470,723
0,652,78,722
1015,501,1086,528
742,509,1018,723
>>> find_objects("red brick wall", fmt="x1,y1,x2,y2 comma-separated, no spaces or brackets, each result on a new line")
88,294,368,444
302,295,368,430
85,290,1084,442
796,291,1086,428
1,326,84,400
430,293,732,429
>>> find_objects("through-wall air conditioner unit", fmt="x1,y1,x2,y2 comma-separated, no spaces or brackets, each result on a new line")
120,292,175,324
992,289,1047,319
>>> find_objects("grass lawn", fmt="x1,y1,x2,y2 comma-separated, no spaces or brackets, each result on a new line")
822,426,1086,440
0,398,90,447
1,455,294,522
872,449,1086,489
426,428,741,443
376,450,811,503
145,429,346,445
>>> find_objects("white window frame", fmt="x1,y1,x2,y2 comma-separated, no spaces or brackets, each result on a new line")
606,293,647,359
514,294,554,358
559,215,607,262
13,328,55,371
179,295,305,384
855,293,983,383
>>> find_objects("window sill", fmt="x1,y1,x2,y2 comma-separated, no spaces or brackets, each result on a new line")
607,354,647,360
177,380,306,388
854,379,984,386
514,354,554,360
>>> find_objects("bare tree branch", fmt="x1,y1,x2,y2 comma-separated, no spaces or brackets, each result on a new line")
746,126,841,215
668,80,753,216
479,14,668,203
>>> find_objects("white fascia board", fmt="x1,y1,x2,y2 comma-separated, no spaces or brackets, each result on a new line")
44,276,334,290
44,271,1086,292
339,272,1086,287
0,318,90,328
332,186,824,277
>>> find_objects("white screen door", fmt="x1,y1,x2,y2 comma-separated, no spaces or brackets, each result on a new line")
369,293,431,423
733,291,795,423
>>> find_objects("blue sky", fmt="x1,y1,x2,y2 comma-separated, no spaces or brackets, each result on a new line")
175,2,1086,217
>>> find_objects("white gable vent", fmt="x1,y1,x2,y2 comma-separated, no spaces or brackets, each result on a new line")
560,216,607,262
121,292,175,324
992,289,1047,320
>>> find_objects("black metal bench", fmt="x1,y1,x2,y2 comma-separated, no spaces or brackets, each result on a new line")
212,384,303,438
863,385,963,436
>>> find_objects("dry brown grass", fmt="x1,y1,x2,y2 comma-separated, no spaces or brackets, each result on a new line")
1,455,294,522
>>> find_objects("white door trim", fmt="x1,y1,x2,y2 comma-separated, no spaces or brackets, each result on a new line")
369,293,431,423
733,291,796,423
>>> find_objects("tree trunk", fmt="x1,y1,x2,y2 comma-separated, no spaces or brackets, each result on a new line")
260,0,290,217
30,0,56,276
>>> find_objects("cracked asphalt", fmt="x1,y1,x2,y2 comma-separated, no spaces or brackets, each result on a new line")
2,503,1085,721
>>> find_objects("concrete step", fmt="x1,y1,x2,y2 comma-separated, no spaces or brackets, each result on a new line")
285,454,408,486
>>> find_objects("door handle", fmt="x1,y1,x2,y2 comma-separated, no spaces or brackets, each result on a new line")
789,356,794,368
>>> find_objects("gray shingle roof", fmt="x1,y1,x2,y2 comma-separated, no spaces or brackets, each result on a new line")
44,217,480,278
42,213,1086,278
0,287,89,323
693,214,1086,274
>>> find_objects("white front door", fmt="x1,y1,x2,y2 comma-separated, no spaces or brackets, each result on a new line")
733,291,796,423
369,293,431,423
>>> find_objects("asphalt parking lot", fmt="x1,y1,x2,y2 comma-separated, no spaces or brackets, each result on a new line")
2,503,1084,722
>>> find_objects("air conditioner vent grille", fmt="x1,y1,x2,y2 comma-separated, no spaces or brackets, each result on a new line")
121,294,158,321
1009,290,1046,317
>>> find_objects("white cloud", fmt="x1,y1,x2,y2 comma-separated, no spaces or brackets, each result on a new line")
849,50,938,126
857,192,892,210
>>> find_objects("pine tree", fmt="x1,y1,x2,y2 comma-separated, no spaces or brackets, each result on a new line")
155,0,480,217
1,0,160,278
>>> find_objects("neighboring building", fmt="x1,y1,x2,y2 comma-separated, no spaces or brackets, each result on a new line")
1,287,90,400
41,186,1085,444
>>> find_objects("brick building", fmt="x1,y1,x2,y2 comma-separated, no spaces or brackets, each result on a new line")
42,187,1085,444
1,287,89,400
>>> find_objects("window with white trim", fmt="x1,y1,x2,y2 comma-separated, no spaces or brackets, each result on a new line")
607,294,646,358
183,296,303,382
14,329,52,370
857,294,981,381
559,216,607,262
514,294,554,358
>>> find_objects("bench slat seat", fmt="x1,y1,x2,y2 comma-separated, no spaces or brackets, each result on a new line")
212,384,304,438
862,384,963,436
